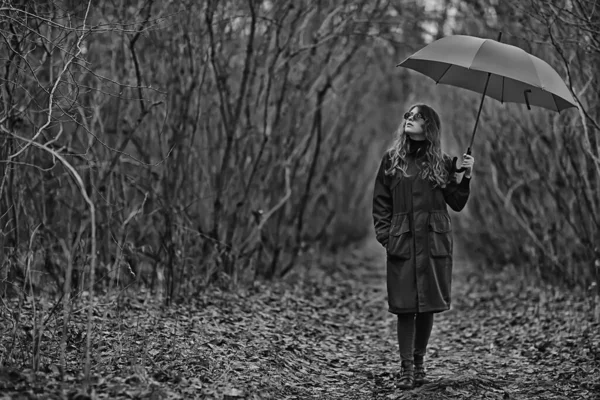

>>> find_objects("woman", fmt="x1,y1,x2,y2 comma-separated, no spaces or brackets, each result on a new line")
372,104,474,389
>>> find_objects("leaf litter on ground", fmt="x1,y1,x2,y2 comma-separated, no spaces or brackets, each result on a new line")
0,237,598,399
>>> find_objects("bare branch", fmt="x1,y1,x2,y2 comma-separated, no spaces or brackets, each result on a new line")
8,0,93,160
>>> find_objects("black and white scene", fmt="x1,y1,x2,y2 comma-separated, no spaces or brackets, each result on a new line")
0,0,599,399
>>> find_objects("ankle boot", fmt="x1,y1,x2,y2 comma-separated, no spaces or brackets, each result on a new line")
414,356,427,385
397,360,414,390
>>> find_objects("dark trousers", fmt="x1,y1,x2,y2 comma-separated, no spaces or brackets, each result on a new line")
397,312,434,363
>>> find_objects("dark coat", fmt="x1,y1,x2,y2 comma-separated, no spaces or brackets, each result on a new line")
372,150,470,314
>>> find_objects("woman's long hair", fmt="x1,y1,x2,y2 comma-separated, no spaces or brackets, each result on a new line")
385,103,448,187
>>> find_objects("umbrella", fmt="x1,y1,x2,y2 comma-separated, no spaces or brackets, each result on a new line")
396,32,577,172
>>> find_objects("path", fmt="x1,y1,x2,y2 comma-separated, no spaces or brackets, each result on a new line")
286,235,599,399
0,236,598,399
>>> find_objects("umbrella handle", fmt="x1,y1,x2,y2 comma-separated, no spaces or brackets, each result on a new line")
452,147,472,174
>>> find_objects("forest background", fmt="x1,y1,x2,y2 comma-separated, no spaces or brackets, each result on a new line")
1,0,599,314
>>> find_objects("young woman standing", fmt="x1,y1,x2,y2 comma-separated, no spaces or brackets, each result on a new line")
372,104,474,389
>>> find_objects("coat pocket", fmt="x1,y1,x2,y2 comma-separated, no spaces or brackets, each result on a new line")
428,212,452,258
387,212,411,260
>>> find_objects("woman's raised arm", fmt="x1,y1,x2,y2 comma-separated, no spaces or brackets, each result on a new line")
442,156,471,212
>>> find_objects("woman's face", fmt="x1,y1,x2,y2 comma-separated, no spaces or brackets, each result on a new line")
403,107,427,141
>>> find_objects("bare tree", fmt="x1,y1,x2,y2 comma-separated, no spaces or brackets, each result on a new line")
445,0,599,296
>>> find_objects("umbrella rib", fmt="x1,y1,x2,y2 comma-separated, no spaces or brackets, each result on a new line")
551,94,559,112
501,76,505,104
436,64,453,84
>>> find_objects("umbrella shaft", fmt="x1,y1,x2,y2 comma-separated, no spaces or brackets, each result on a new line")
469,71,492,151
467,32,501,152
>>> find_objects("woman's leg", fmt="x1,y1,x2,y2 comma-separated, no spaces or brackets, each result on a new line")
396,313,416,389
414,312,434,384
414,312,434,362
396,313,416,362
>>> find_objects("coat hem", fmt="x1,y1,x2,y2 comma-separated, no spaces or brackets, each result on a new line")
387,304,450,314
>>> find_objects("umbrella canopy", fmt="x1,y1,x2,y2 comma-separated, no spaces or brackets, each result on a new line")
397,34,576,112
396,34,577,171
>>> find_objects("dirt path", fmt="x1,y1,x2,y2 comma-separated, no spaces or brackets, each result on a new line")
1,236,598,399
287,235,599,399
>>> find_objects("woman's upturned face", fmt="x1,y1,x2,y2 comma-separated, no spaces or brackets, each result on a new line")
403,107,427,141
